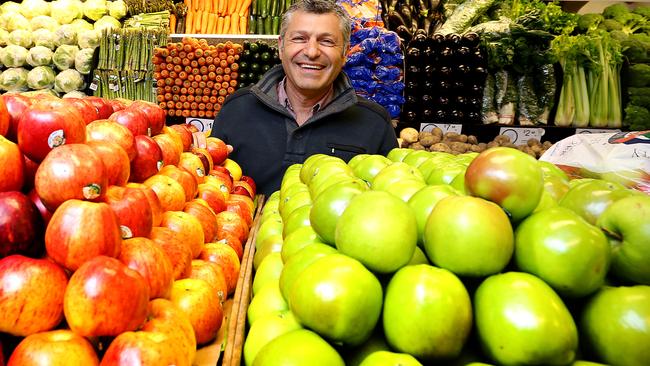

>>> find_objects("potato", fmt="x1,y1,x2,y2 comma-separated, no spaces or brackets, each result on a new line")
419,131,433,141
467,135,478,145
411,143,426,151
432,127,443,137
420,135,436,148
459,134,468,143
430,143,452,153
527,138,541,147
399,127,419,143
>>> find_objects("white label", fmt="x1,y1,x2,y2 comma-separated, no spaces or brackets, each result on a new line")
147,127,152,137
499,127,546,145
89,82,98,91
420,123,463,134
82,183,101,200
47,129,65,148
576,128,621,135
157,160,163,171
196,168,205,177
120,225,133,239
186,117,214,133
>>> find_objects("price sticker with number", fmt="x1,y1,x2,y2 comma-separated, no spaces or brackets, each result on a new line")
499,127,545,145
420,123,463,134
575,128,621,134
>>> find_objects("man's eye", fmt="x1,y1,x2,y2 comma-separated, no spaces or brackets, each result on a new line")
291,37,307,43
320,39,336,46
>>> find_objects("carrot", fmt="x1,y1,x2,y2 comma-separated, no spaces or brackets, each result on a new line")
213,0,219,14
186,11,194,34
193,0,199,11
238,0,252,16
193,10,201,33
201,11,210,33
218,0,226,15
199,0,205,10
207,13,216,34
239,14,247,34
169,14,176,33
223,14,230,34
205,0,212,12
217,16,224,33
229,13,239,33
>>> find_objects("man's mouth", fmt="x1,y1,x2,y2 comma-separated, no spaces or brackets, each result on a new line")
298,63,325,70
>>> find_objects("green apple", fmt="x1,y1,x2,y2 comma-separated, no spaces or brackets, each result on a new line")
343,332,391,366
280,164,302,192
538,160,569,182
423,196,513,277
417,152,456,179
408,246,430,265
309,180,367,245
402,150,433,168
371,162,425,192
533,188,558,213
558,179,631,225
465,147,544,222
299,154,335,184
542,174,570,202
279,243,337,301
248,282,288,325
581,285,650,366
279,182,309,216
407,185,459,246
347,153,370,169
474,272,578,366
358,351,423,366
378,178,427,202
386,148,412,162
280,191,312,222
426,161,466,186
288,254,383,346
597,195,650,284
282,204,312,238
307,158,354,193
515,206,610,297
571,362,607,366
310,175,366,201
252,253,284,295
253,234,283,270
383,264,472,360
449,166,468,195
244,311,302,366
455,151,478,165
281,226,324,262
252,329,344,366
352,154,392,184
260,198,280,221
336,191,417,274
256,215,283,248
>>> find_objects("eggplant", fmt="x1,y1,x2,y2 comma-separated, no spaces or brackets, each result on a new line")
437,80,452,92
456,46,471,58
456,64,472,76
440,47,454,60
468,97,482,109
406,80,420,91
406,47,421,60
422,94,434,104
445,33,462,46
436,96,450,107
466,111,481,123
434,109,447,122
455,95,467,106
438,66,453,78
424,64,436,78
395,25,413,44
407,64,421,75
450,110,464,123
388,11,408,29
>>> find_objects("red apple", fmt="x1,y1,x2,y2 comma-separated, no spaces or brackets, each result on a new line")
86,119,137,161
240,175,257,196
169,278,224,345
64,256,149,337
149,227,193,280
84,96,114,119
189,259,228,303
0,136,24,192
106,99,127,112
86,140,131,186
197,183,227,214
45,200,122,272
160,211,205,259
62,98,99,124
153,133,182,166
178,152,207,185
218,232,243,260
126,183,163,227
225,198,254,227
232,180,255,199
0,96,9,137
184,199,219,243
216,210,249,243
1,94,31,141
0,255,68,336
17,105,86,162
27,188,53,225
169,124,193,152
0,191,44,258
143,175,186,212
21,154,38,193
103,185,153,239
191,146,214,175
130,135,164,183
108,109,149,137
129,101,166,136
205,137,229,165
34,143,108,211
158,165,198,202
7,330,99,366
229,193,255,213
199,242,240,295
118,237,174,300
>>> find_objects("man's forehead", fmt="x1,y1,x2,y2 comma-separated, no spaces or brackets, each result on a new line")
285,12,341,37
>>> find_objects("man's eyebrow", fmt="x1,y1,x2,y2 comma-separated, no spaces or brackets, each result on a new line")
287,30,337,38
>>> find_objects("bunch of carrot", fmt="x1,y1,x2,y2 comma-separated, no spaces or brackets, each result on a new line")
183,0,252,34
152,37,242,118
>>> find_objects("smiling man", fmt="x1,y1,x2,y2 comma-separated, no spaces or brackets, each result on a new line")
210,0,398,196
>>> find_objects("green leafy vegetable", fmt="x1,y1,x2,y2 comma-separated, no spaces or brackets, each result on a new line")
0,67,29,92
30,16,60,32
52,44,79,70
1,45,29,67
55,24,78,46
33,29,56,50
75,48,95,74
54,68,84,93
27,46,54,67
83,0,108,21
8,29,32,48
623,104,650,130
27,66,56,90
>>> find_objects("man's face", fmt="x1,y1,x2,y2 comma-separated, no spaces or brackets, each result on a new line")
278,11,347,99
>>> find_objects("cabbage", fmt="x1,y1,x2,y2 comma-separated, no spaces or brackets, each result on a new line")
19,0,50,19
77,29,100,49
2,13,31,31
74,48,94,74
51,0,83,24
33,29,56,49
0,30,8,46
27,66,56,90
107,0,126,20
63,90,86,98
1,45,29,67
54,24,77,46
0,2,21,14
30,15,59,31
27,46,53,66
94,15,121,32
0,67,29,92
54,68,84,93
71,18,93,32
83,0,107,21
52,44,78,70
8,29,32,48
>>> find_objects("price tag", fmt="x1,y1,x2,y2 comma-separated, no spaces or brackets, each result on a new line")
420,123,463,134
89,82,98,91
186,117,213,134
499,127,545,145
576,128,621,134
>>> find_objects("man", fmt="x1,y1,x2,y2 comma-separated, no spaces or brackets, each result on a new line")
210,0,398,196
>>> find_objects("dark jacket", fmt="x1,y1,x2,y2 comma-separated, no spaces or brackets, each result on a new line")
210,65,398,196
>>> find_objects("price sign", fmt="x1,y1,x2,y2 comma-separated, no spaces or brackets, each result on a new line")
499,127,545,145
186,118,213,134
420,123,463,134
575,128,621,135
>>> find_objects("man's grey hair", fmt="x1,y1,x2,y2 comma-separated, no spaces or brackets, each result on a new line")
279,0,352,53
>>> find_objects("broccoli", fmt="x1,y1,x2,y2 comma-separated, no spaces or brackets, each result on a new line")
610,29,628,42
632,6,650,19
599,19,623,32
603,3,647,34
621,33,650,63
603,3,631,20
628,87,650,109
623,104,650,130
627,63,650,87
576,13,604,33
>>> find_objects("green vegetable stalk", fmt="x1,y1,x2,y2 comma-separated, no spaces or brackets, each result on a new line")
551,34,591,127
586,31,623,128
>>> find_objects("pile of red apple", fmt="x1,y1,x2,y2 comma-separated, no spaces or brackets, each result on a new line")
0,92,257,365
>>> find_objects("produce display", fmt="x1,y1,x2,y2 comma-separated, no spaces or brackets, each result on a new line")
182,0,252,34
153,36,242,118
248,0,292,34
0,92,260,363
237,40,280,88
0,0,126,96
246,146,650,366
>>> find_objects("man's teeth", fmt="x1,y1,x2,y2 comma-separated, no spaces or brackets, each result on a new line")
300,64,323,70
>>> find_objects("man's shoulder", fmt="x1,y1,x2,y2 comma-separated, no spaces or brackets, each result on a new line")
350,95,391,122
222,86,256,106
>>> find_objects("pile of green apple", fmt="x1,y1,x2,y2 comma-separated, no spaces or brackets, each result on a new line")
244,146,650,366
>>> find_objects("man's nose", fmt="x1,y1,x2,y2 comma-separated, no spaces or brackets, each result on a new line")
304,38,320,58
